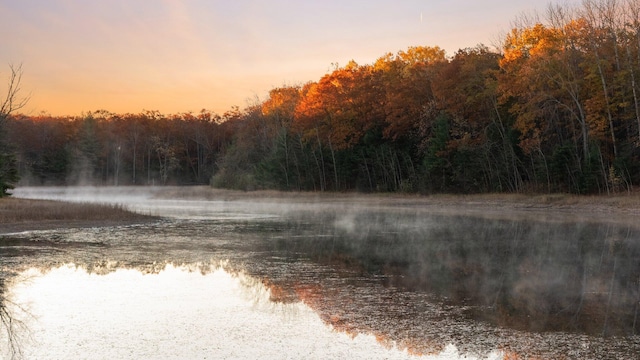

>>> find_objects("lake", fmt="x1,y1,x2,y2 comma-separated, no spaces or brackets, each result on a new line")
1,187,639,359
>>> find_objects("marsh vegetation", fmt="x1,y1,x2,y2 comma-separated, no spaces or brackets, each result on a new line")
0,197,157,234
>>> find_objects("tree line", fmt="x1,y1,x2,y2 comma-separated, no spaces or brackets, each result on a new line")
4,109,234,187
2,0,640,194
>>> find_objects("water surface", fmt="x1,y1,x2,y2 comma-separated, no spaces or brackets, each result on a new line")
2,186,640,359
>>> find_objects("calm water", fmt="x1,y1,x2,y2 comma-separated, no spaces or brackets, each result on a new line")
1,187,640,359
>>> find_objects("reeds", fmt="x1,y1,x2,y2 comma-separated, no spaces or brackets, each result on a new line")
0,198,155,227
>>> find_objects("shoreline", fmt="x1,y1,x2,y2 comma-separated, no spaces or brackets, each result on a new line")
0,197,159,235
3,187,640,234
153,186,640,217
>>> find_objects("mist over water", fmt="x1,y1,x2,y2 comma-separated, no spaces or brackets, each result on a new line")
2,186,640,359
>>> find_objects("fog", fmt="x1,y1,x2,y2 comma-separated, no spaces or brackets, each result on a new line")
2,186,640,359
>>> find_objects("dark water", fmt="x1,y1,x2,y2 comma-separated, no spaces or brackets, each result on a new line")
2,187,640,359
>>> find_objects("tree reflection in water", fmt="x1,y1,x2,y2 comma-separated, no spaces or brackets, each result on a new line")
258,211,640,337
4,264,468,360
1,276,29,360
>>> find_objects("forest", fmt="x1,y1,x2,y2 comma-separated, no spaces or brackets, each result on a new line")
2,0,640,195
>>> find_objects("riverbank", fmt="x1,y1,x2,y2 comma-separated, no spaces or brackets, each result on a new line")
159,186,640,218
0,197,159,234
3,187,640,234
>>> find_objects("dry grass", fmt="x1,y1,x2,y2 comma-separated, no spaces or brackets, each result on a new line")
0,198,157,233
3,187,640,233
159,186,640,213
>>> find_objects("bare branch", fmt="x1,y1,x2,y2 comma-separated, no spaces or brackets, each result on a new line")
0,64,30,119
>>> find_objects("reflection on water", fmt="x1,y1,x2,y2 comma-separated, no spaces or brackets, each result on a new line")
2,186,640,359
273,211,640,337
6,264,461,360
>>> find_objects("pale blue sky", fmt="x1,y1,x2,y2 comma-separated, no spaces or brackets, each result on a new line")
0,0,573,116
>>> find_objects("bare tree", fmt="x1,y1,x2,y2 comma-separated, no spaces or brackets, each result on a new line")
0,278,30,360
0,64,29,121
581,0,621,158
622,0,640,143
1,64,30,353
0,64,28,196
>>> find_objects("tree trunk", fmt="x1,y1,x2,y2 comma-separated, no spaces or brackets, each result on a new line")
327,137,339,190
627,41,640,143
315,128,326,191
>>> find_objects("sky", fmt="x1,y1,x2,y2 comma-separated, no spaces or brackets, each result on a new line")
0,0,573,117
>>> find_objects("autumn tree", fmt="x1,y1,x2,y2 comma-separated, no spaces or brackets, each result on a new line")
624,0,640,143
7,1,640,194
255,86,303,189
430,45,524,192
377,46,445,141
345,47,445,191
579,0,640,190
498,17,606,192
293,63,370,190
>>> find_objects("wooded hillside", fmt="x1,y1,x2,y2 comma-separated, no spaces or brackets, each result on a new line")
5,0,640,194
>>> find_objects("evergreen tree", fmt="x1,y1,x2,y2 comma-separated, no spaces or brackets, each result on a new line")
0,141,19,196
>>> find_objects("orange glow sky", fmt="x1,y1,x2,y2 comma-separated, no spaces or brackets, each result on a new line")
0,1,574,117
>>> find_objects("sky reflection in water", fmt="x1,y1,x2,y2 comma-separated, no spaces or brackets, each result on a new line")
5,264,489,360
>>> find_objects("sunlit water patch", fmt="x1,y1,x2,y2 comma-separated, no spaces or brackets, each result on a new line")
3,264,498,360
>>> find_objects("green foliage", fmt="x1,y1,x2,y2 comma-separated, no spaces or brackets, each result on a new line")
0,147,19,196
211,141,260,191
211,169,257,191
549,143,580,192
450,146,485,193
255,130,296,190
0,120,19,196
422,114,451,192
33,145,71,184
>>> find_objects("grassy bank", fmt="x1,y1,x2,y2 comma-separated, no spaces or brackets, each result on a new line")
3,187,640,233
0,198,158,234
165,185,640,214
